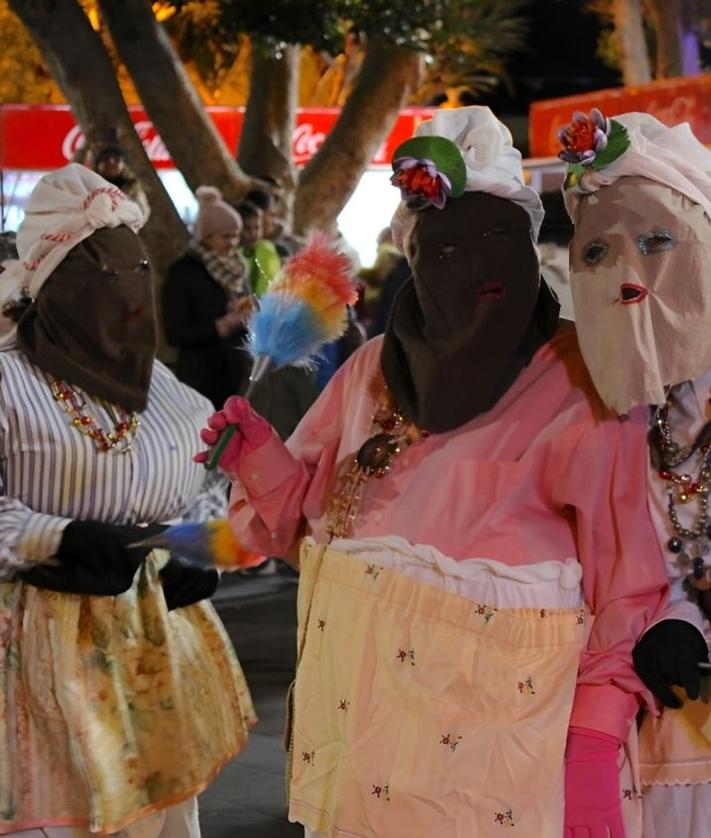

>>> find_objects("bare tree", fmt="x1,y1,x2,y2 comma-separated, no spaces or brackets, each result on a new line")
8,0,189,290
612,0,653,84
293,38,422,235
97,0,255,205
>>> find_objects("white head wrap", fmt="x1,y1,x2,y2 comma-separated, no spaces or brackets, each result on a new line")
0,163,144,350
563,112,711,222
390,106,543,253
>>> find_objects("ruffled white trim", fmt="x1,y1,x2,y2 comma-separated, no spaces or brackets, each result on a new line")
324,534,583,610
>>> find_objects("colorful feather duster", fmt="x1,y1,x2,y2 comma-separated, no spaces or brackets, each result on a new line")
131,520,264,571
249,231,358,365
206,232,358,469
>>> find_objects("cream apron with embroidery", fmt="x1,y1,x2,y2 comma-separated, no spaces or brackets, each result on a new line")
0,550,256,835
288,541,586,838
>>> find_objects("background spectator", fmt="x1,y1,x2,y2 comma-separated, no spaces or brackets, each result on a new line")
90,132,151,221
163,185,253,408
236,200,281,296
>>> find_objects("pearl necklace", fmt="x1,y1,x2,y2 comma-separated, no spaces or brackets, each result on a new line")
650,396,711,590
49,376,139,453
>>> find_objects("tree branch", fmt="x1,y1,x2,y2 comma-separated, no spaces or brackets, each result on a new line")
238,43,299,222
98,0,254,205
293,39,422,235
8,0,189,286
612,0,653,85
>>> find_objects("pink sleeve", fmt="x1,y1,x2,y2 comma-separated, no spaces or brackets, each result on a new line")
227,351,355,556
554,410,669,740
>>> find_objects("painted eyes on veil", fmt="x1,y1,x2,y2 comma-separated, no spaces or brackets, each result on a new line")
637,230,676,255
582,240,609,265
582,229,677,266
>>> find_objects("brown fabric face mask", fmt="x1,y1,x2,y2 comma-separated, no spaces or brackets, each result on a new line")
17,225,157,411
380,191,559,432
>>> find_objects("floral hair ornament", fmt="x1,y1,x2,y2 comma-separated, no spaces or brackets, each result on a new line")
558,108,631,190
390,135,467,210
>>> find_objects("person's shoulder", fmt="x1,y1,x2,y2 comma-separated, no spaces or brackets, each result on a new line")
522,322,607,417
350,333,384,369
151,359,214,411
0,349,39,379
256,239,279,257
323,334,383,394
534,321,589,384
537,322,649,428
167,250,203,277
0,351,52,408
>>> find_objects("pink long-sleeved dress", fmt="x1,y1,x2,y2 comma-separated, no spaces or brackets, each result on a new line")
228,323,668,836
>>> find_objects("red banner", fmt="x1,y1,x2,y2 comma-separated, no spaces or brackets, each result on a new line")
529,74,711,158
0,104,436,171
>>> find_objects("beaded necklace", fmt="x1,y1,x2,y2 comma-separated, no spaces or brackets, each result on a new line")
649,395,711,591
326,387,429,540
49,375,139,453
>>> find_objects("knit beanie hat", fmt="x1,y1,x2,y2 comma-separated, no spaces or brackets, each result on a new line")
194,186,243,242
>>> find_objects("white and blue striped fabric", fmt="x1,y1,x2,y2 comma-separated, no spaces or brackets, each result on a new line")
0,350,228,579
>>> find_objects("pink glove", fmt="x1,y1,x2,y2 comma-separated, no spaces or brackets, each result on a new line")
564,726,625,838
193,396,272,473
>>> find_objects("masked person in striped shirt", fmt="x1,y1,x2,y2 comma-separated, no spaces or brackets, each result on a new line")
0,164,255,838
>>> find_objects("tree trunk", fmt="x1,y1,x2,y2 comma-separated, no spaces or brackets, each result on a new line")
293,39,422,236
612,0,653,84
238,43,299,223
98,0,254,205
8,0,188,284
646,0,694,77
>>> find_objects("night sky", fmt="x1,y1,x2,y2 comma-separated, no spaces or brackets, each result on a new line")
486,0,620,111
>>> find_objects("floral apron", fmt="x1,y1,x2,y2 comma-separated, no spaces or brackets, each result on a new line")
0,550,256,835
287,541,586,838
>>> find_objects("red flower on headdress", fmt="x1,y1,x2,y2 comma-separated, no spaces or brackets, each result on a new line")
390,157,452,210
558,109,611,165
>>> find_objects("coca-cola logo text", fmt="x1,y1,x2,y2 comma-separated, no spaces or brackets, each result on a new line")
62,120,170,163
292,123,326,164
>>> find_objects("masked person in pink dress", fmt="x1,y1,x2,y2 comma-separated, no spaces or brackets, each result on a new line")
560,109,711,838
199,107,668,837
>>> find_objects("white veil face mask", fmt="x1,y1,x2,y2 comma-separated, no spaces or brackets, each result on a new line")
570,176,711,414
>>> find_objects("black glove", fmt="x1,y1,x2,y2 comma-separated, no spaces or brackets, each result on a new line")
159,557,219,611
21,520,165,597
633,619,709,708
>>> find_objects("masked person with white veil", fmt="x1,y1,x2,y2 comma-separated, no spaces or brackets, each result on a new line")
560,109,711,838
197,107,668,837
0,164,255,837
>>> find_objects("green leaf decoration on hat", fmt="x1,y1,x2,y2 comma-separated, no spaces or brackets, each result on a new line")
558,109,631,188
590,120,630,171
394,136,467,198
390,135,467,209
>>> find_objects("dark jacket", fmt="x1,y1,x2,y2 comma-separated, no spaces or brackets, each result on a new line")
162,252,249,408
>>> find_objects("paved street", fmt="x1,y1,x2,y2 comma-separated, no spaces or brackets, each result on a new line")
199,571,304,838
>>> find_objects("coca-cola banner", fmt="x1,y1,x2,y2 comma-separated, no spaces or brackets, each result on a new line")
0,104,436,171
529,74,711,158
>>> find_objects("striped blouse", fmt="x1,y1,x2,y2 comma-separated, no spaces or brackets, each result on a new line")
0,351,227,579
